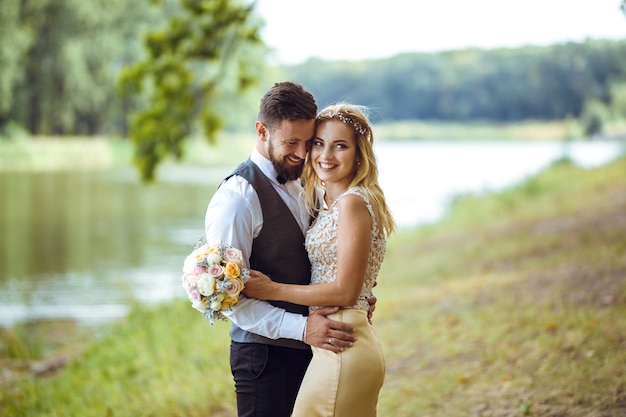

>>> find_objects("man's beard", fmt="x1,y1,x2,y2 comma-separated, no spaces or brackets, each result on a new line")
268,141,304,182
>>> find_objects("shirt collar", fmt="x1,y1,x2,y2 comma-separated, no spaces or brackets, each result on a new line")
250,147,293,186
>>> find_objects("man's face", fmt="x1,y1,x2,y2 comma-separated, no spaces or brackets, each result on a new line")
264,119,315,182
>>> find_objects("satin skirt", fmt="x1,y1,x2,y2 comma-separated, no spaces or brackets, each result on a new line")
292,309,385,417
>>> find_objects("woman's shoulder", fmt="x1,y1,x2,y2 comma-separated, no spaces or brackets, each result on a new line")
337,187,375,216
339,186,368,201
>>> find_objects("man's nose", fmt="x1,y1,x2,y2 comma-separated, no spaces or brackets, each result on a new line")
295,142,308,159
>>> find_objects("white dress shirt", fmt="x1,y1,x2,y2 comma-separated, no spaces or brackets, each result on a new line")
204,148,309,341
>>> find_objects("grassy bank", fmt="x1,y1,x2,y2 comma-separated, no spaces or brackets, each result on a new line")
374,155,626,416
2,153,626,416
375,119,576,141
0,134,254,173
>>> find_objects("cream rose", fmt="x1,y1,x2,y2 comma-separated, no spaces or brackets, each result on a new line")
192,298,209,312
193,244,211,262
223,262,241,278
221,295,238,310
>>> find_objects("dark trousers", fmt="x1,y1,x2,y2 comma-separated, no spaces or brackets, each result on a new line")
230,341,312,417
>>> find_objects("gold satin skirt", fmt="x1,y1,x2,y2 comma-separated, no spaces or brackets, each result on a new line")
292,309,385,417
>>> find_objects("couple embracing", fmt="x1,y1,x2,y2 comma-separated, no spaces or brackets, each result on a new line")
203,81,395,417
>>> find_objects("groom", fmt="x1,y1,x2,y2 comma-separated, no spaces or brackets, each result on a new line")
204,81,365,417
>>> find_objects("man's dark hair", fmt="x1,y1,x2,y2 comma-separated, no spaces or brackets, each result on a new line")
258,81,317,130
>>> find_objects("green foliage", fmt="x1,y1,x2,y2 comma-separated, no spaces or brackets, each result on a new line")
0,0,32,120
1,0,161,135
118,0,263,181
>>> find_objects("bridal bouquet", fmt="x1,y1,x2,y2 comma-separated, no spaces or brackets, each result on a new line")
181,241,249,325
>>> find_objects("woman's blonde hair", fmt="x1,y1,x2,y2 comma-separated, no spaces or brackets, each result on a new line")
303,103,396,237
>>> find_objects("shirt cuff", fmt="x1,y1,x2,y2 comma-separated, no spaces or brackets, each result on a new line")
278,312,308,342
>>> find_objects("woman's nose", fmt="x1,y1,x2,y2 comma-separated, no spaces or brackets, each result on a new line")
320,145,332,158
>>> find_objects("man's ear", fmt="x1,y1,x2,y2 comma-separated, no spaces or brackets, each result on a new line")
255,121,267,141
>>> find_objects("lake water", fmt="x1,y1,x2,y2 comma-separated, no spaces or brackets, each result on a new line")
1,140,624,327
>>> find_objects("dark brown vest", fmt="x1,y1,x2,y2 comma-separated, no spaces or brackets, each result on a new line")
227,159,311,349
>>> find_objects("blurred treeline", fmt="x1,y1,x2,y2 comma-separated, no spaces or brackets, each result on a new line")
287,40,626,134
1,0,626,139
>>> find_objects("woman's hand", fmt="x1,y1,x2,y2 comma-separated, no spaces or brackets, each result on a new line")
242,270,275,300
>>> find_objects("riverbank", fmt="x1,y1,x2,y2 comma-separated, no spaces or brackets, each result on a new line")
1,151,625,415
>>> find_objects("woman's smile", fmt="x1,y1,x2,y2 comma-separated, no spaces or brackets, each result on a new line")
318,162,337,170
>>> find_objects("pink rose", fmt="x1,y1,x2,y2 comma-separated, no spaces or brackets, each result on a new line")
193,265,207,275
184,272,200,287
223,247,244,266
187,288,201,303
225,277,245,298
207,264,224,278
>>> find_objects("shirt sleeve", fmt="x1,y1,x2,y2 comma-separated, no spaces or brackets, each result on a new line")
222,296,307,341
204,176,307,341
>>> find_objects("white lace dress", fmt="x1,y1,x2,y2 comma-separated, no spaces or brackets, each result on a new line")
292,187,386,417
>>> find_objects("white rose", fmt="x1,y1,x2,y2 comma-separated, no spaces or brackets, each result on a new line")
182,254,198,274
205,253,222,265
196,273,216,296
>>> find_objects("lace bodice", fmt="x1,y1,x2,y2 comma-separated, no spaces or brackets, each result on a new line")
305,187,386,312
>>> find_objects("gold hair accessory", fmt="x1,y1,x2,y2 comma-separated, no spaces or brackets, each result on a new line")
336,112,367,135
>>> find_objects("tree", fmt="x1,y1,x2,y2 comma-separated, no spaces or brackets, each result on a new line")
1,0,157,136
118,0,263,181
0,0,33,134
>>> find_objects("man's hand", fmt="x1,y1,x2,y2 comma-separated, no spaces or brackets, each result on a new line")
305,307,355,353
366,294,377,324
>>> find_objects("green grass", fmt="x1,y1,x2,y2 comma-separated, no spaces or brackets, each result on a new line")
1,145,626,416
1,302,235,417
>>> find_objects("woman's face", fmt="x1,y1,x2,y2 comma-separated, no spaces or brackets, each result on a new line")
310,119,359,187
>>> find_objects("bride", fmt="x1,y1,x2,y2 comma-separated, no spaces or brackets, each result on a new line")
243,103,395,417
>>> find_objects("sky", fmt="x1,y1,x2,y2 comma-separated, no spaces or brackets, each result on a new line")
254,0,626,65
